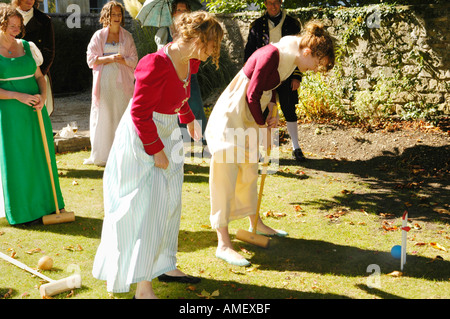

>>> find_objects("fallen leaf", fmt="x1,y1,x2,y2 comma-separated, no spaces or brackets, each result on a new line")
381,220,398,231
263,210,274,217
263,210,286,217
434,207,450,215
198,289,219,299
429,242,446,251
414,242,428,246
2,288,12,298
387,271,403,277
326,209,347,220
63,244,83,252
26,248,42,255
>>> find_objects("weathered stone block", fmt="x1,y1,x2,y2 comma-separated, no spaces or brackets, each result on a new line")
54,136,90,154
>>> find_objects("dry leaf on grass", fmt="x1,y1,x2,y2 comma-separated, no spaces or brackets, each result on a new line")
387,271,403,277
197,289,219,299
26,248,42,255
2,288,12,298
430,242,446,251
263,210,286,218
63,244,83,252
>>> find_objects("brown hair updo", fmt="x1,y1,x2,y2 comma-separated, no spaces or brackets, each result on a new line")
173,11,224,69
299,21,335,72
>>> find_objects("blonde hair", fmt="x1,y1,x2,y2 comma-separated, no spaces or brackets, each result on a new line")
0,3,25,36
99,1,125,28
173,11,223,68
299,21,335,72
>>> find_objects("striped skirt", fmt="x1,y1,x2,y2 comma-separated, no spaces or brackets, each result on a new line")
92,105,184,293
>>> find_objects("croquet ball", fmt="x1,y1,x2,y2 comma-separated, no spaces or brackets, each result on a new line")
391,245,402,259
37,256,53,270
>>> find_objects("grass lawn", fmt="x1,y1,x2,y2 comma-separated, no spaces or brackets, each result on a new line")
1,146,449,300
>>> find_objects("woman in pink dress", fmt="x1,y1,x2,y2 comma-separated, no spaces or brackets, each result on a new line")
85,1,138,166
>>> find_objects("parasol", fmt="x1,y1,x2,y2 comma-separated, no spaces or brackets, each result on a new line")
136,0,203,27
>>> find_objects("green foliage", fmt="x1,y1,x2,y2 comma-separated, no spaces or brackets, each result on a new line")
206,0,261,13
205,0,444,14
297,72,349,121
294,4,445,124
197,46,235,99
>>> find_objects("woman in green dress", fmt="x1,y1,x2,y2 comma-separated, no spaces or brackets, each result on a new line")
0,4,66,225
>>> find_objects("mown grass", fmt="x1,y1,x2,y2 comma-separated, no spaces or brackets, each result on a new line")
1,145,449,300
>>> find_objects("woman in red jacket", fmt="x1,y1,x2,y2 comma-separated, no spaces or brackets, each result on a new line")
205,21,335,267
92,11,223,299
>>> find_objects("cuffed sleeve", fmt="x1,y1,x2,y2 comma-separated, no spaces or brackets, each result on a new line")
131,54,168,155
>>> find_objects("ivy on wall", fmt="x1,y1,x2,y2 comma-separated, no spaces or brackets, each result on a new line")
285,4,447,124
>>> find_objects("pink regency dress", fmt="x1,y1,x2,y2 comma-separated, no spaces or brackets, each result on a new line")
85,26,138,166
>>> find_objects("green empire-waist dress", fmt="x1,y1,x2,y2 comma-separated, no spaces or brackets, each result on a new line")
0,40,64,225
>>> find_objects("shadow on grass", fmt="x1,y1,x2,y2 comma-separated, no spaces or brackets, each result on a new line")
355,284,405,299
252,236,450,281
154,277,350,299
59,168,104,179
5,216,104,239
279,144,450,223
177,230,450,282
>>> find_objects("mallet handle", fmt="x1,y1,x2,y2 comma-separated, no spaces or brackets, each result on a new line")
37,109,60,214
0,251,54,283
253,106,278,233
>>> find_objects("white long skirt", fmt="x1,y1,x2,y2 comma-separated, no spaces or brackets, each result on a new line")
92,106,184,293
205,70,273,229
84,61,131,166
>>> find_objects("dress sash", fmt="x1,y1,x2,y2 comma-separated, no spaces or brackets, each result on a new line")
0,74,34,82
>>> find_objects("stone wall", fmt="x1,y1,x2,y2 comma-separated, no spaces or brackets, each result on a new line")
214,4,449,113
49,4,448,112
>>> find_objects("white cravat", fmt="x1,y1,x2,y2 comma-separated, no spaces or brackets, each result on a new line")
16,7,34,26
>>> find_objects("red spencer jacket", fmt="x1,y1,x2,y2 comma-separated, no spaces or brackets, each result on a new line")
131,47,198,155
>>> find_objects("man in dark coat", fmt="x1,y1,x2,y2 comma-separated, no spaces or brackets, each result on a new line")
244,0,306,162
13,0,55,115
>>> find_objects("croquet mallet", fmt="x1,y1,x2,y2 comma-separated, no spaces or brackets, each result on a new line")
36,109,75,225
235,106,278,248
0,251,81,298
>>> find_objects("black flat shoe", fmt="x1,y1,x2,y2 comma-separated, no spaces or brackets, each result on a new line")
157,273,201,284
292,148,306,162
